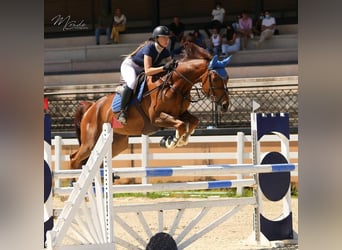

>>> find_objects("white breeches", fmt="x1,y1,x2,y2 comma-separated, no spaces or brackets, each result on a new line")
120,57,144,90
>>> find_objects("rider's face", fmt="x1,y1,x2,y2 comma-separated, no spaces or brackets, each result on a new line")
157,36,170,48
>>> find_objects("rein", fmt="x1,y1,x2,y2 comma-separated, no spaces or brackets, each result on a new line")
142,69,205,103
173,69,206,102
142,61,228,105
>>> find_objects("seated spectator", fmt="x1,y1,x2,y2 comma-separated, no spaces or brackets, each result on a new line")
252,11,264,37
221,24,240,56
168,16,185,52
193,29,207,49
232,15,241,32
237,11,253,50
209,27,222,56
95,9,113,45
110,8,127,43
256,10,276,48
171,33,196,58
205,1,226,37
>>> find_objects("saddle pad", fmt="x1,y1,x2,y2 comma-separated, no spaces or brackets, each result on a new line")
111,79,146,113
111,116,124,128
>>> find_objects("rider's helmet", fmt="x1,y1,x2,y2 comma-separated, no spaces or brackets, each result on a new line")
152,26,170,39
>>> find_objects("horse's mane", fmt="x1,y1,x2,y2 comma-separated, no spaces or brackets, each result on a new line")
180,42,213,62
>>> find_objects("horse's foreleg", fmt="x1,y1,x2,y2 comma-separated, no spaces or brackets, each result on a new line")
154,112,191,149
176,111,199,146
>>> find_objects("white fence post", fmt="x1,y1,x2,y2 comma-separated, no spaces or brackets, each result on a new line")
236,132,245,196
54,135,62,188
141,135,149,185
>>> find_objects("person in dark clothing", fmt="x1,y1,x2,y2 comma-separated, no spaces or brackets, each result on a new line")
95,10,113,45
168,16,185,52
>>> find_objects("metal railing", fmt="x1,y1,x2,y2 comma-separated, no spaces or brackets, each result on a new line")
44,81,298,133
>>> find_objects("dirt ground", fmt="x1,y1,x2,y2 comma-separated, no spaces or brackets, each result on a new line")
54,196,298,250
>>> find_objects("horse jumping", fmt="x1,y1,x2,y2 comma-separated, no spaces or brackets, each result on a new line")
70,42,231,170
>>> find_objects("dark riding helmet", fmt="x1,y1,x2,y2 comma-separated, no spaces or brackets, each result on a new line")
152,25,170,39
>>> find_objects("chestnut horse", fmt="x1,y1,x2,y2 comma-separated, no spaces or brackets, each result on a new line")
70,42,231,170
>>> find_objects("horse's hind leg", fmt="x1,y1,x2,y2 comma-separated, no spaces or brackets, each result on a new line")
70,140,97,170
110,134,129,181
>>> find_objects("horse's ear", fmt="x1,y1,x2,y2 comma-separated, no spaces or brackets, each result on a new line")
221,55,233,66
208,55,218,69
212,55,218,63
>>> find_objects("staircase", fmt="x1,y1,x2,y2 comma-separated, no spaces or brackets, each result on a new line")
44,24,298,85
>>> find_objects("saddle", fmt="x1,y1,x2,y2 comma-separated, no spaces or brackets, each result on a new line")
111,71,168,112
111,71,168,134
111,72,146,113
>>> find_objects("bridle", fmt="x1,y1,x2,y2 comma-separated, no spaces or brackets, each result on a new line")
204,69,229,104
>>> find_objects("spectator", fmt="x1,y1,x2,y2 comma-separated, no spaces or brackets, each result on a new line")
209,27,222,56
252,11,265,37
168,16,185,52
237,11,253,50
111,8,127,43
205,1,226,37
232,15,241,32
221,24,240,56
171,33,196,58
95,9,113,45
256,10,276,48
193,29,207,49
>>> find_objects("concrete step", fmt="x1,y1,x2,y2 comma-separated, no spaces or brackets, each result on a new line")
44,24,297,49
229,48,297,65
44,64,298,87
245,34,297,50
45,46,297,74
45,43,139,61
45,33,297,62
44,33,150,48
276,24,298,34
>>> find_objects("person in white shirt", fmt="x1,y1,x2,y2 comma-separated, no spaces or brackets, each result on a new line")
205,2,226,37
209,27,222,56
111,8,127,43
211,1,226,24
256,10,276,47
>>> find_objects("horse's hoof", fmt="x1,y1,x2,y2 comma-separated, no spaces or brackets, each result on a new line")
160,136,168,148
166,136,178,149
112,174,120,182
160,136,177,149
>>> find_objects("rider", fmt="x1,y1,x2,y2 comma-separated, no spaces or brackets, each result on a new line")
117,25,177,125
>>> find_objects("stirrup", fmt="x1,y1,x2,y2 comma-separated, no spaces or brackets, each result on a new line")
117,111,127,125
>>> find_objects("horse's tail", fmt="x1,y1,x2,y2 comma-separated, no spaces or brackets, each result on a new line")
74,101,94,144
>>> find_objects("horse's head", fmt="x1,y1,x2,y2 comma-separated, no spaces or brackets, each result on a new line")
202,55,231,112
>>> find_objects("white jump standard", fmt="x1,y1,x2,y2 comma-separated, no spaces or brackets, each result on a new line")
44,111,298,249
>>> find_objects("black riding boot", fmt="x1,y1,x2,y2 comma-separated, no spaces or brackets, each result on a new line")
117,85,133,125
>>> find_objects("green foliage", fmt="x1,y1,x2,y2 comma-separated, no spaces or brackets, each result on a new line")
113,187,255,199
291,183,298,197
